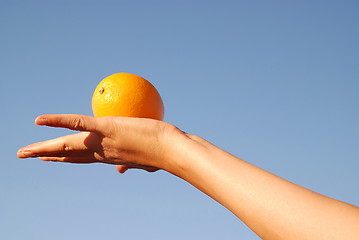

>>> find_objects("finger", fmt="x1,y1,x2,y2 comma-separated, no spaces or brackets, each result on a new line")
40,156,97,164
17,132,93,159
35,114,102,133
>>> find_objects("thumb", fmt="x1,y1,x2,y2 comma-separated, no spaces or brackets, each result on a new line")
115,164,159,174
116,165,129,174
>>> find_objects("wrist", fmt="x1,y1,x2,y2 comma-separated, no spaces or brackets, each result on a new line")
160,130,213,178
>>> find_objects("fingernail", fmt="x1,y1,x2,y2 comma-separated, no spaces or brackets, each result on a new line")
18,149,33,158
35,117,48,125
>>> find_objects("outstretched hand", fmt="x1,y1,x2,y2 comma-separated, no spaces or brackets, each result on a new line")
17,115,359,240
17,114,182,173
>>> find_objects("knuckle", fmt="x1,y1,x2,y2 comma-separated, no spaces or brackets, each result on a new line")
71,118,85,130
62,141,72,151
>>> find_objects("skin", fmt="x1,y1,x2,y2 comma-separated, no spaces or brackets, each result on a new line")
18,114,359,240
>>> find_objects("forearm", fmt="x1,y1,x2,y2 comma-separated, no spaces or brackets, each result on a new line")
166,134,359,240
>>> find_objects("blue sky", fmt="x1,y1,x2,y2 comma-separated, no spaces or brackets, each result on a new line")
1,1,358,239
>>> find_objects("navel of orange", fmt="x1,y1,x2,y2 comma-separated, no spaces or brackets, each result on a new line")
92,73,164,120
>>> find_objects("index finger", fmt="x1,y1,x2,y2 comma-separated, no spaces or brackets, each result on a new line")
35,114,102,133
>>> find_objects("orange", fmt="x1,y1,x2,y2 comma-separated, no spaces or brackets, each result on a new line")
92,73,164,120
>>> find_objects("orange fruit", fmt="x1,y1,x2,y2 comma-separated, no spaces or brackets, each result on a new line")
92,73,164,120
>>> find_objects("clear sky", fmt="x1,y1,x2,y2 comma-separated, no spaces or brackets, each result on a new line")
1,1,358,239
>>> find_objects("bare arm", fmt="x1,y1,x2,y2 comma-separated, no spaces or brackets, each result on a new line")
172,136,359,239
18,114,359,240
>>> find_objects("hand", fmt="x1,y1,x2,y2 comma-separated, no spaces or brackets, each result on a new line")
17,114,182,173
